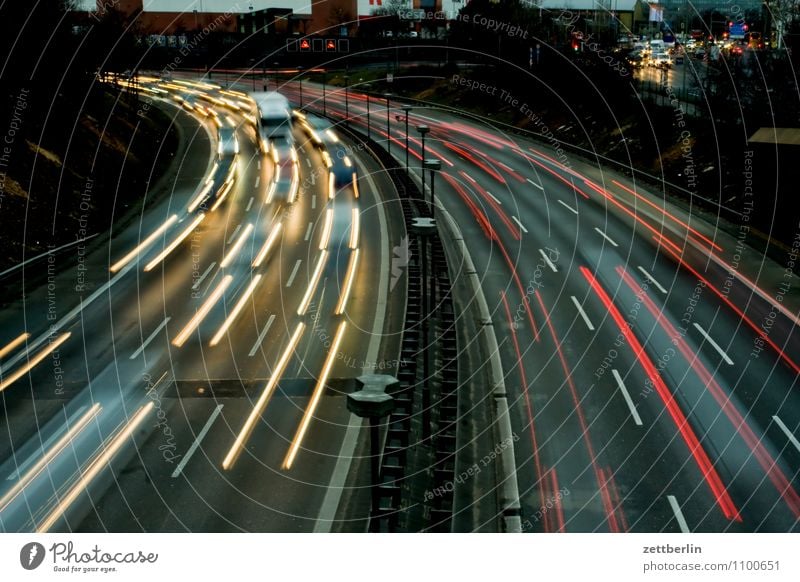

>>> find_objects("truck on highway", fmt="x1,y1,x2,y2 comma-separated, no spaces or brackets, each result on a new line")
252,91,292,153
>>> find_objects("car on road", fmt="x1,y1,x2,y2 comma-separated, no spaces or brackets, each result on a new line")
252,91,293,153
626,50,646,68
217,127,238,160
650,51,672,68
295,112,332,149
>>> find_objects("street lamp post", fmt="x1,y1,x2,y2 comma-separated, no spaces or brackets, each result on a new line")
424,159,441,218
410,218,436,440
347,374,398,527
416,125,429,184
401,105,411,176
384,93,392,156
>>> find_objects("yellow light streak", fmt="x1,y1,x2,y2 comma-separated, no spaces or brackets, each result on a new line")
319,208,333,250
143,214,206,272
297,251,328,316
109,215,179,273
172,275,233,347
222,323,306,470
335,250,360,315
0,333,72,394
36,402,154,532
349,207,360,249
0,403,102,511
282,321,347,469
0,333,30,360
209,275,263,346
220,223,253,269
252,223,282,267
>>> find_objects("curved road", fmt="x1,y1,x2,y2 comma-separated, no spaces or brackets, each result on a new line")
0,78,406,532
286,79,800,533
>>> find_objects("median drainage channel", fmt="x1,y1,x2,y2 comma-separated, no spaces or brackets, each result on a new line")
330,122,459,532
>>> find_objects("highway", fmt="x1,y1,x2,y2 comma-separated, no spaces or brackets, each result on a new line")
282,79,800,533
1,71,798,534
0,78,406,532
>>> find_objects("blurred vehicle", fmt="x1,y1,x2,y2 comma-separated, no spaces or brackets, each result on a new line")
252,91,292,153
650,51,672,68
266,147,299,205
217,127,238,160
626,50,645,68
746,31,763,49
693,47,706,59
648,39,666,54
295,112,332,149
730,42,745,56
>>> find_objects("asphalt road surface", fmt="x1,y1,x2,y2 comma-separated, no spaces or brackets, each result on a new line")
285,79,800,533
0,79,406,532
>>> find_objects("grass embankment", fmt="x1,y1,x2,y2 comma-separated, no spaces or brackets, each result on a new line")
0,87,178,272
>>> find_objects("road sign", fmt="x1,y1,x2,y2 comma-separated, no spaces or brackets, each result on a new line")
286,39,297,52
313,38,324,52
338,39,349,52
326,39,336,51
299,38,311,51
387,73,394,83
729,23,746,39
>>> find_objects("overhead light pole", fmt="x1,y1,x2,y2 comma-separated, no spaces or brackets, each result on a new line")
416,124,429,182
347,374,398,528
424,159,441,218
401,105,411,176
410,217,437,440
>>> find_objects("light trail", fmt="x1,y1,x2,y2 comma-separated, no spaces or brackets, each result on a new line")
0,403,102,512
109,215,178,273
222,323,306,470
143,214,206,272
0,332,71,394
36,402,154,532
172,275,233,347
283,321,347,470
210,275,263,346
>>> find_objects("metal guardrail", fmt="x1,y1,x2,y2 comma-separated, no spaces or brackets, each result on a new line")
316,111,460,532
